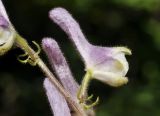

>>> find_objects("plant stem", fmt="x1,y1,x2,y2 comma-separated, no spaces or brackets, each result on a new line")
15,34,86,116
78,70,92,103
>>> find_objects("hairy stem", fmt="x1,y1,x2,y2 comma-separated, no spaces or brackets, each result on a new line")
15,34,86,116
78,70,92,103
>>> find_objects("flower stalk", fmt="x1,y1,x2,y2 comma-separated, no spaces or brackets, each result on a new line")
15,34,86,116
0,0,86,115
78,70,92,103
0,0,132,114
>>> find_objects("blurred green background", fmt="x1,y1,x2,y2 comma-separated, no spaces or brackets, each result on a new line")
0,0,160,116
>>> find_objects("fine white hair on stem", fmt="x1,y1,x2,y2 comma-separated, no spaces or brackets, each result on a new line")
0,2,86,115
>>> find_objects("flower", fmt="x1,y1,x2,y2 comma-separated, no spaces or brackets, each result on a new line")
86,46,131,87
0,0,15,55
42,38,95,115
42,38,79,99
49,7,131,87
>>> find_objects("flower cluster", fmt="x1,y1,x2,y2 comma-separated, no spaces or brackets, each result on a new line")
0,0,131,115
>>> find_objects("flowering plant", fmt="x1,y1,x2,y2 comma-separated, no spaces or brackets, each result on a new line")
0,0,131,116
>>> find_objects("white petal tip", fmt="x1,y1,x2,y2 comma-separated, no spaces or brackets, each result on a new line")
111,77,128,87
92,71,129,87
115,47,132,55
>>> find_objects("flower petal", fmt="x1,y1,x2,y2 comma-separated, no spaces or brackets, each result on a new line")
44,78,71,116
113,47,132,55
0,0,10,22
0,1,15,55
0,16,15,55
49,7,91,64
92,71,128,87
42,38,79,100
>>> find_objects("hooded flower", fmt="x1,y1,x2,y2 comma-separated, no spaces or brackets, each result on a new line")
49,7,131,87
0,16,15,55
86,46,131,87
0,0,15,55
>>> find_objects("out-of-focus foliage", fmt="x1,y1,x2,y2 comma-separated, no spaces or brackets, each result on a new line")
146,20,160,50
0,0,160,116
113,0,160,11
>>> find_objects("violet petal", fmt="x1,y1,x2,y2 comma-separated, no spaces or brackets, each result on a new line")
44,78,71,116
0,15,9,28
0,0,10,22
42,38,79,100
49,7,131,87
49,7,91,64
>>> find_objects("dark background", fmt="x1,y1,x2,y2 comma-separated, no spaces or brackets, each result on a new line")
0,0,160,116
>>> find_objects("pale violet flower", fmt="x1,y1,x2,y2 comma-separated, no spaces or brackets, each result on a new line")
88,46,131,87
42,38,95,115
0,16,15,55
42,38,79,100
0,0,15,55
49,7,131,87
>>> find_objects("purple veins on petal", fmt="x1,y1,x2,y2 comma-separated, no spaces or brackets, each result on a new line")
42,38,79,100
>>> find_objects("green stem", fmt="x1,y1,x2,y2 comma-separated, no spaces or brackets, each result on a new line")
78,70,92,103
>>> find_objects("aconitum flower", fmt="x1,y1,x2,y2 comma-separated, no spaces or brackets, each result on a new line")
0,0,15,55
42,38,77,116
42,38,79,100
0,16,15,55
42,38,95,115
49,7,131,87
